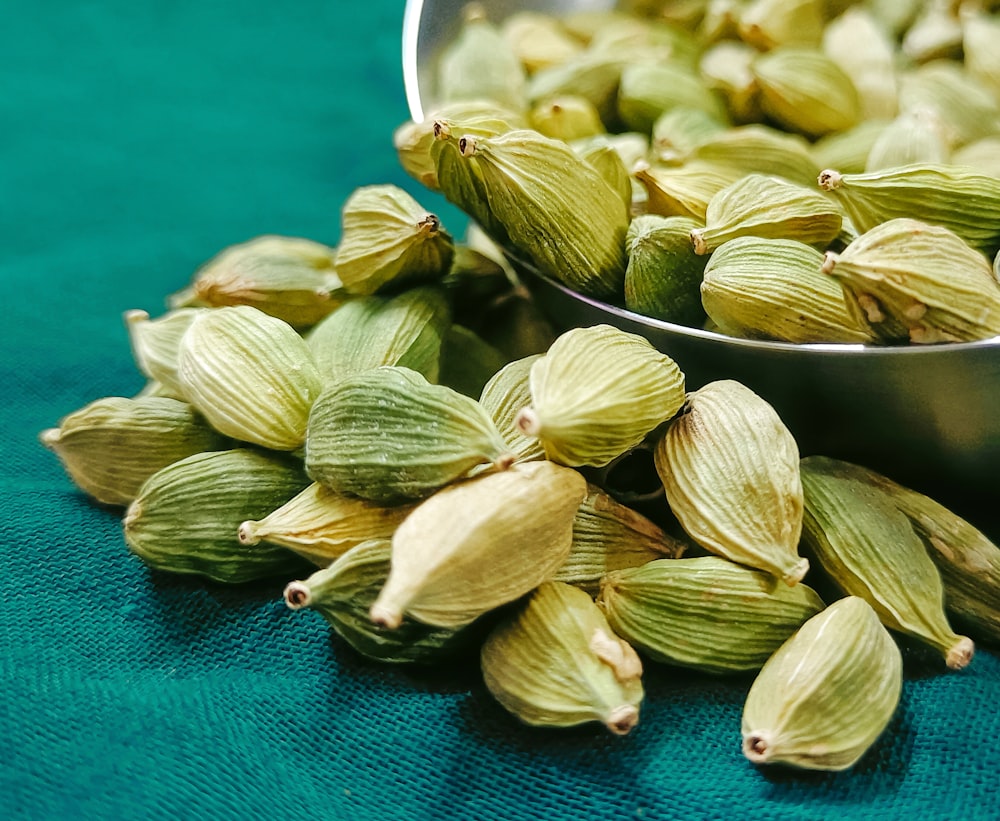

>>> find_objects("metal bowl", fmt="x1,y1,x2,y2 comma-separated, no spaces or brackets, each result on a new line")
402,0,1000,517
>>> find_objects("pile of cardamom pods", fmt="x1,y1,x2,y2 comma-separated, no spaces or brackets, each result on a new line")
41,0,1000,776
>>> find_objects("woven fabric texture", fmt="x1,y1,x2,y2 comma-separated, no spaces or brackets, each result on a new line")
3,1,999,819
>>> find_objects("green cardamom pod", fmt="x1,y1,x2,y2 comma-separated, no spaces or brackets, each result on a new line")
436,323,508,399
283,539,474,664
901,4,962,64
517,324,686,468
238,482,416,567
634,160,743,221
306,366,514,504
963,10,1000,104
501,11,582,74
650,106,728,164
530,94,605,142
810,120,890,176
799,461,974,669
125,307,209,400
123,449,310,583
698,41,761,125
481,581,644,734
687,125,821,188
370,460,587,629
177,305,322,450
701,237,874,343
864,110,949,173
898,60,1000,148
570,135,634,217
617,62,727,134
654,380,809,586
741,596,902,771
821,7,898,121
598,556,824,673
527,52,627,127
738,0,823,50
40,396,228,506
478,354,547,463
952,136,1000,179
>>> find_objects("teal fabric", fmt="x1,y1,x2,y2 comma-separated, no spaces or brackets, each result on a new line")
3,2,999,818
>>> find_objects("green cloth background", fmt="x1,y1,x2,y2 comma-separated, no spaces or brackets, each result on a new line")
3,1,999,818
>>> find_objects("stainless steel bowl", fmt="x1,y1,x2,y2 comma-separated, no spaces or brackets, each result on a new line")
402,0,1000,516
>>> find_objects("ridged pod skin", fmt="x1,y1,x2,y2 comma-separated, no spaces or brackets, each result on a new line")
306,366,514,504
818,164,1000,257
598,557,825,673
617,62,727,134
801,456,1000,647
555,485,687,595
571,136,633,218
125,307,209,399
335,185,455,296
306,286,451,387
953,137,1000,179
123,449,310,583
283,540,473,664
189,235,345,329
751,47,861,138
481,581,644,735
654,380,809,586
898,61,1000,149
527,53,629,127
433,129,629,300
821,218,1000,343
741,597,903,771
810,120,890,176
634,160,744,221
237,482,416,567
687,126,821,188
650,107,727,164
799,464,974,669
691,174,843,256
701,237,874,344
40,396,228,506
864,110,949,173
177,305,322,451
370,461,587,630
517,324,686,468
625,214,708,327
478,354,547,463
698,41,761,125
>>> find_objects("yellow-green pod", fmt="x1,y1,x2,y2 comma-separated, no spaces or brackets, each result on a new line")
517,324,686,468
527,52,628,128
687,125,820,188
810,120,890,176
864,110,950,172
436,323,508,399
952,137,1000,179
742,597,903,771
283,540,474,664
818,164,1000,257
691,174,843,255
598,556,824,673
800,462,974,669
617,62,727,134
737,0,824,50
306,285,450,387
571,135,634,217
821,7,898,121
478,355,546,463
237,482,416,567
40,396,228,507
649,107,728,164
529,94,605,142
125,307,210,400
634,160,744,221
624,214,708,326
587,15,702,70
898,61,1000,148
370,461,587,629
698,41,761,125
306,366,514,504
501,11,582,74
655,380,809,586
963,10,1000,103
189,235,345,329
481,581,644,735
901,3,962,63
123,449,310,583
177,305,322,450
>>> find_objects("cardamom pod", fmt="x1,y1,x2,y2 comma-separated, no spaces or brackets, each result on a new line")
369,460,587,629
570,135,634,217
617,62,727,134
527,52,627,127
478,355,547,463
123,449,310,583
436,323,508,399
738,0,824,50
654,380,809,586
633,160,743,221
799,462,974,669
481,581,644,734
650,106,727,164
501,11,582,74
821,7,898,121
810,120,890,176
898,60,1000,148
741,596,903,771
698,41,761,125
598,556,824,673
864,109,950,173
530,95,605,142
687,125,821,188
125,307,209,400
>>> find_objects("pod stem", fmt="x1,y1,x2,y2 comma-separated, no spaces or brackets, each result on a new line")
369,599,404,630
605,705,640,736
690,229,709,256
782,558,810,587
283,581,312,610
817,169,843,191
39,428,61,450
946,636,975,671
514,407,542,438
493,452,517,471
237,520,262,546
742,732,772,764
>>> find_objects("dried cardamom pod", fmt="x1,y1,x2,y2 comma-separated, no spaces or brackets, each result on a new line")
177,305,322,450
529,95,605,142
598,556,824,673
526,52,628,128
189,235,345,329
687,125,821,188
237,482,416,567
478,355,547,463
741,596,903,771
123,449,310,583
701,237,873,344
737,0,824,50
588,15,701,70
810,120,890,176
436,323,508,399
516,324,686,468
369,460,587,629
555,485,686,595
963,10,1000,103
799,462,974,669
818,164,1000,257
952,136,1000,179
864,109,949,172
624,214,708,326
691,174,843,255
655,380,809,585
649,107,727,164
801,456,1000,647
751,47,861,138
822,218,1000,343
306,285,450,387
501,11,582,74
283,539,474,664
434,129,628,300
633,160,743,221
481,581,644,734
898,61,1000,148
570,135,634,217
436,4,527,111
617,62,727,134
698,41,761,125
335,184,455,296
125,307,209,400
901,1,963,64
306,366,514,504
40,396,228,506
822,7,898,121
